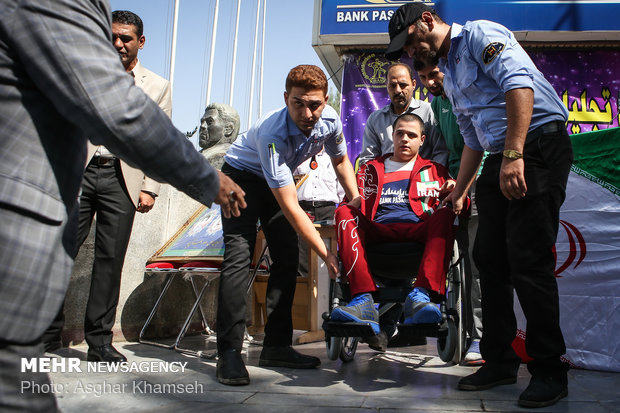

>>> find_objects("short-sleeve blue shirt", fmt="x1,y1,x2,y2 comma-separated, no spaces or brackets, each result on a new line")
439,21,568,153
224,105,347,188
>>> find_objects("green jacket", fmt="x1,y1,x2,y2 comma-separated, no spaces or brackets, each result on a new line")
431,95,464,178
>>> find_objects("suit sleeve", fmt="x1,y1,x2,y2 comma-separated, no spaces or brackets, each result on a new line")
157,78,173,119
4,0,219,206
141,78,173,196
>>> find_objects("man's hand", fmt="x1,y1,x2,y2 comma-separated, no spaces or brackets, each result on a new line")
439,179,456,199
500,157,527,200
214,171,247,219
137,191,155,213
326,250,340,280
344,195,361,210
442,189,467,215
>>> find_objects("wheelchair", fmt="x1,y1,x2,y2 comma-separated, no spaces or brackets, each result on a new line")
322,239,466,363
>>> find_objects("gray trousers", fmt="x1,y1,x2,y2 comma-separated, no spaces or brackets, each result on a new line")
0,340,59,412
460,214,483,341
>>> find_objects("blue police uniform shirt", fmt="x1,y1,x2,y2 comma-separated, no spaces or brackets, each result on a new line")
224,105,347,188
439,21,569,153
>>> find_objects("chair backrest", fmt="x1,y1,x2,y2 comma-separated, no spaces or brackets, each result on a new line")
365,242,424,280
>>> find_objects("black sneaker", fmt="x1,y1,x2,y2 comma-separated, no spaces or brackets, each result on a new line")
365,331,388,352
518,375,567,408
259,346,320,369
458,364,517,391
216,349,249,386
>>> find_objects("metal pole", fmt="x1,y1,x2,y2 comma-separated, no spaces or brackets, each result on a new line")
229,0,242,106
206,0,220,106
258,0,266,118
247,0,261,128
169,0,180,95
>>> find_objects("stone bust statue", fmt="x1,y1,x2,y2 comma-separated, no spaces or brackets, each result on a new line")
199,102,240,170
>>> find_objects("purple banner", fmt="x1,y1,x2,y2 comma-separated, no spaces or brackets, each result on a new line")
529,50,620,134
341,50,620,162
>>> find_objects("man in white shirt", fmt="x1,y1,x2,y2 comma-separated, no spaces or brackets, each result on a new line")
293,148,345,277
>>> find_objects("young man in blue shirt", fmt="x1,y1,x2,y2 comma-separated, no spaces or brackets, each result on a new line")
386,3,573,408
217,65,360,385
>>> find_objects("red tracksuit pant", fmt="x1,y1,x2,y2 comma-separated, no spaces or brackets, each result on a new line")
335,205,456,297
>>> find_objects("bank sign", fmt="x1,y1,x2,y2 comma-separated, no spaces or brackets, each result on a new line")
319,0,421,35
319,0,620,36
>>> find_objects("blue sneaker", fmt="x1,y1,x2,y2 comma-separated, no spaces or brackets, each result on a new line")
330,293,380,334
403,287,441,324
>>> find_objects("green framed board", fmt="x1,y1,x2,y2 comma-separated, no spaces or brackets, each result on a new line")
148,205,224,263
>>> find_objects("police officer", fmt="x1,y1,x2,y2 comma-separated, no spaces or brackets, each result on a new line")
216,65,360,386
386,3,573,408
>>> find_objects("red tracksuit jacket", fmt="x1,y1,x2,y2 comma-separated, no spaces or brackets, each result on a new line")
357,153,454,221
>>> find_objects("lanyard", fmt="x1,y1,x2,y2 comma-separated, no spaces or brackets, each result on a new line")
310,154,318,170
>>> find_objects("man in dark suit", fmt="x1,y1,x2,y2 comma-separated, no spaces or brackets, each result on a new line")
43,10,174,364
0,1,246,411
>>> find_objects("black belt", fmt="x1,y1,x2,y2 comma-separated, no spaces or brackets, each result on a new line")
90,156,117,167
299,200,335,209
526,120,565,142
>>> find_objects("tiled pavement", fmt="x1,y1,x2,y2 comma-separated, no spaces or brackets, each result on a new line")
46,335,620,412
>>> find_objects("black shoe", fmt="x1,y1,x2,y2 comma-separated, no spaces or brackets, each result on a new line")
259,346,320,369
87,344,127,363
458,364,517,391
365,331,388,352
216,349,249,386
44,340,62,353
518,375,568,408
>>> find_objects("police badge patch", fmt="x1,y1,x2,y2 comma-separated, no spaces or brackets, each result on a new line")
482,42,504,64
335,132,344,145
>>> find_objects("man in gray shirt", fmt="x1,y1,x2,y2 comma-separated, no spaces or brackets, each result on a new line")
359,63,448,167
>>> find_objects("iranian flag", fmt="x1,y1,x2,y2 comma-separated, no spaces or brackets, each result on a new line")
513,127,620,372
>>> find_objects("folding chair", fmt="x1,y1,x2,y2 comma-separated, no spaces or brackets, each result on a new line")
139,236,271,357
139,261,181,349
174,244,271,356
173,261,221,358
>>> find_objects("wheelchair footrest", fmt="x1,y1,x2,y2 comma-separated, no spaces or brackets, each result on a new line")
323,320,377,338
396,323,442,338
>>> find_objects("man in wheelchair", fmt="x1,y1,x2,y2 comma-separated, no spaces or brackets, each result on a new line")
331,112,461,341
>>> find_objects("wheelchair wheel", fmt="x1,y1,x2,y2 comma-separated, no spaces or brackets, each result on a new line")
325,278,358,362
437,318,457,362
339,337,358,362
437,240,467,363
326,336,343,360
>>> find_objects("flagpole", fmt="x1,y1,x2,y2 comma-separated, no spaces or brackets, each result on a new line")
206,0,220,106
258,0,266,118
169,0,180,95
247,0,261,128
229,0,242,106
